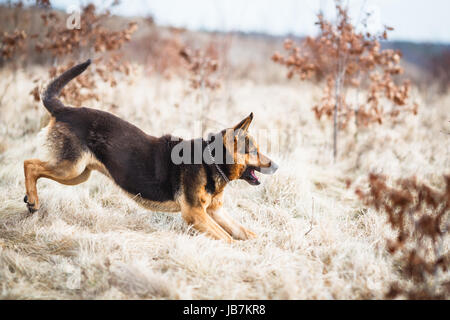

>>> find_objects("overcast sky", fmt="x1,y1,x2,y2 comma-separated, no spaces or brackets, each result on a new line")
49,0,450,43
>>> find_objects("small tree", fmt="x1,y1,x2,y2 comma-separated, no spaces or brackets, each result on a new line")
31,2,138,107
142,26,186,79
180,45,221,92
0,0,32,67
180,44,221,134
272,1,417,159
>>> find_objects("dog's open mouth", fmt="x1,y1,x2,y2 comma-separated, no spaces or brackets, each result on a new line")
241,166,261,185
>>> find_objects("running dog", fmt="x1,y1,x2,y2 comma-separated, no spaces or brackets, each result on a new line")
24,60,278,242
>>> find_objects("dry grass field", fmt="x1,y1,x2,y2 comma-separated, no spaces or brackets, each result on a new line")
0,62,448,299
0,0,449,300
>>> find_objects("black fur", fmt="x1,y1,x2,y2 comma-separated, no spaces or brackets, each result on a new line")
42,59,91,115
41,61,236,206
203,163,216,194
55,105,228,205
56,106,181,201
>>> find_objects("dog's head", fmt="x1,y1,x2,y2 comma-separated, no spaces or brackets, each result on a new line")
219,113,278,185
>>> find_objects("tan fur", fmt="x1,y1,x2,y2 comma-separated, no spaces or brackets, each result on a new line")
207,192,256,240
175,168,232,242
180,194,233,243
24,119,108,212
24,158,90,211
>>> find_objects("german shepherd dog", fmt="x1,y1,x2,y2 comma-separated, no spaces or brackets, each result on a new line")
24,60,278,243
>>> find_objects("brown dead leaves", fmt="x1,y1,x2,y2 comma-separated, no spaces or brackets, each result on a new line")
180,44,221,90
30,3,137,106
1,29,27,60
273,1,417,129
357,174,449,299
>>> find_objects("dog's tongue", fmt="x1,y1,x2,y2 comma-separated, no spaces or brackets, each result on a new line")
250,170,258,181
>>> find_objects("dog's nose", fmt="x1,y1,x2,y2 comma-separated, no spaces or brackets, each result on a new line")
260,161,278,174
269,161,279,173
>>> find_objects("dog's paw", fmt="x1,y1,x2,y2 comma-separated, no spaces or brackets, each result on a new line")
244,229,257,240
235,227,257,240
225,237,236,244
24,195,39,213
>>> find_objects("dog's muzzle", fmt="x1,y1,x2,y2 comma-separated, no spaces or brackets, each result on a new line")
258,161,279,175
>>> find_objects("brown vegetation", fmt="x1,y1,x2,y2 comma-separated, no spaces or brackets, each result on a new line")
31,3,137,106
272,0,417,158
357,174,449,299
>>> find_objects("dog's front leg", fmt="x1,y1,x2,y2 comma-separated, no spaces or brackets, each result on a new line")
180,201,234,243
207,193,257,240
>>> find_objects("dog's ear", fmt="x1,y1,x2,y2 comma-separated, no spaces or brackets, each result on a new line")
233,113,253,133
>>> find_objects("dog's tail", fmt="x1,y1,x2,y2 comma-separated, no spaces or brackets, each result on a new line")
42,59,91,115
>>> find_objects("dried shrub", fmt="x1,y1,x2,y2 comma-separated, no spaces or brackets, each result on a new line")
143,27,186,78
272,0,417,158
0,0,31,67
34,4,137,57
178,42,223,134
0,29,27,61
180,44,221,91
29,2,137,106
356,174,450,299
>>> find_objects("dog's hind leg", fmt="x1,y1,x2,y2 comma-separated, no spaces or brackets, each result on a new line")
207,192,257,240
23,158,91,213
